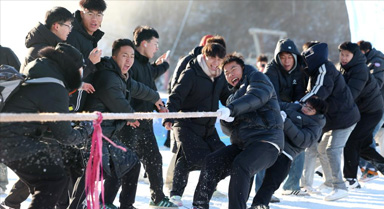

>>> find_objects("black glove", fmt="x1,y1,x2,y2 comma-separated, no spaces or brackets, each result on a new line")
79,121,93,136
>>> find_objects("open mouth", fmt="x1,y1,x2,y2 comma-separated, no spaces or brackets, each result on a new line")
231,77,239,85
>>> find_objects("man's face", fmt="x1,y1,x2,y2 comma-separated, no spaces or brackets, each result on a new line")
279,52,294,71
143,38,159,59
113,45,135,75
301,102,316,116
224,61,243,87
339,49,353,66
256,61,267,73
80,9,103,35
204,55,223,72
54,20,72,41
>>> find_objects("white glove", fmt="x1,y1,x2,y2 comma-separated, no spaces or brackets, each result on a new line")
280,111,287,122
217,107,234,122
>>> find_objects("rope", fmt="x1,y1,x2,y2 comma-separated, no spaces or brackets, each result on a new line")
0,111,221,122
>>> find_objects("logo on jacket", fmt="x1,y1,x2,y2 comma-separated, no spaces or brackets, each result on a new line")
292,79,297,85
297,115,302,120
375,62,381,67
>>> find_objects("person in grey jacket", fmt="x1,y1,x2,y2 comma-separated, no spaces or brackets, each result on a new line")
192,53,284,209
250,97,327,209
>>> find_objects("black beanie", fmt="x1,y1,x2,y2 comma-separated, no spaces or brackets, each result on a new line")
55,43,84,69
338,41,359,54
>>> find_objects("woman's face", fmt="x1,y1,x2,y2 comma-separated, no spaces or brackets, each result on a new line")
339,49,354,66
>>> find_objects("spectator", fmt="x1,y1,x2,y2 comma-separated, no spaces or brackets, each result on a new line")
255,54,268,73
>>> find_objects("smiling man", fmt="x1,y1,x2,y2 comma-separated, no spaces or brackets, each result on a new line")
162,42,230,207
192,53,284,209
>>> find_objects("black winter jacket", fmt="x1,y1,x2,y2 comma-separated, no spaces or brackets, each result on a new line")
67,10,104,112
221,65,284,150
0,58,88,163
365,48,384,98
166,56,230,127
84,57,147,178
280,103,325,159
20,22,62,73
265,39,307,102
301,43,360,132
339,49,383,113
129,50,169,129
168,46,202,93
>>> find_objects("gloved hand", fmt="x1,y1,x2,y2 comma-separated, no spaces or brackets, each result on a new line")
217,107,234,122
79,121,93,136
280,111,287,122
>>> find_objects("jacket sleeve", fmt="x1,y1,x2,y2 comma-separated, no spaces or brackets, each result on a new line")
130,77,160,104
166,69,194,113
370,57,384,89
283,115,322,149
228,73,275,116
300,64,334,102
346,64,368,101
97,74,134,114
151,61,169,80
265,64,281,101
40,85,88,145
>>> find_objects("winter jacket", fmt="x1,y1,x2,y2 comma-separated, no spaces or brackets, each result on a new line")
67,10,104,112
168,46,202,93
221,65,284,150
0,45,21,71
301,43,360,132
265,39,307,102
339,49,383,113
0,57,88,163
166,57,230,127
365,48,384,98
280,102,325,159
20,22,62,73
84,57,146,178
129,49,169,129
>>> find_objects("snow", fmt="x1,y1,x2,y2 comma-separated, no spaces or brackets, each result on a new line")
1,144,384,209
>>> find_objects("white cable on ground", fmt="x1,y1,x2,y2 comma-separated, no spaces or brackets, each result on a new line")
0,112,221,122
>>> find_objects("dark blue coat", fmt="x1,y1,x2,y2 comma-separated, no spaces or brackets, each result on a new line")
301,43,360,132
221,65,284,150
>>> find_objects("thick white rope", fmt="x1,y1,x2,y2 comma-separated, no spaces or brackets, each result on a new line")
0,112,221,122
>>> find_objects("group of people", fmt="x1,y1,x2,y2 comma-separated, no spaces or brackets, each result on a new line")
0,0,384,209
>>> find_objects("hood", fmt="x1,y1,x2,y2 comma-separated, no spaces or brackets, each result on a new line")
72,10,104,47
366,48,384,63
25,22,62,48
189,46,203,58
302,43,328,76
25,58,65,82
273,38,302,73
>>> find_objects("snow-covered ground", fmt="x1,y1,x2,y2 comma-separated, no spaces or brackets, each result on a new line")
1,144,384,209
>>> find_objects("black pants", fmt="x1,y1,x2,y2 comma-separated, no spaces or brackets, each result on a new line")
252,154,292,206
171,125,225,197
6,152,68,209
68,159,140,209
344,109,384,178
193,141,279,209
116,121,165,203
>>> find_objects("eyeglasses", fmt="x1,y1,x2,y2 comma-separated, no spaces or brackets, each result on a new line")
83,10,104,20
302,103,315,112
60,23,73,30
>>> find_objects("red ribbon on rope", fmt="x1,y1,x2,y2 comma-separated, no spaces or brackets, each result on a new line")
85,112,127,209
